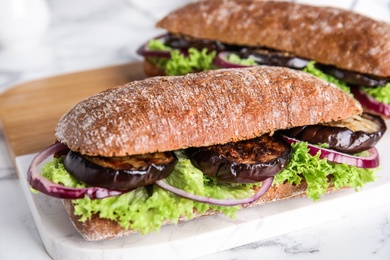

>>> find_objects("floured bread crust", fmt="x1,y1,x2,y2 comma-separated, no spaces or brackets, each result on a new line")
55,66,362,157
157,0,390,77
62,181,342,241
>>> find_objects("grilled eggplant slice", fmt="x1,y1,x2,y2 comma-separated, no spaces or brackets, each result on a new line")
281,112,386,154
240,48,309,69
63,151,178,190
315,64,389,87
186,135,291,184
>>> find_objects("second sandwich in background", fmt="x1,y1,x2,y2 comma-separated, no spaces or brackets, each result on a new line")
137,0,390,117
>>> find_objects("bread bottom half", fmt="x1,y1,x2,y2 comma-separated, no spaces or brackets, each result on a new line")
62,181,342,241
143,59,166,77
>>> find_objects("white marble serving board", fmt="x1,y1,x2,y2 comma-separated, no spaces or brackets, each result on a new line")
16,133,390,260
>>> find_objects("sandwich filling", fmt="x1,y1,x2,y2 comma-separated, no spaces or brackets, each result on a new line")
30,114,386,234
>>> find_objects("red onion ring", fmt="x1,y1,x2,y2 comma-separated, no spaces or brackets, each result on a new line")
281,136,379,168
351,87,390,117
136,43,172,58
27,143,129,199
214,51,254,69
136,34,172,58
155,177,273,206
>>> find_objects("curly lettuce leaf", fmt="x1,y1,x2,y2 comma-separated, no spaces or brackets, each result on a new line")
360,83,390,105
302,61,390,106
41,157,85,188
148,38,172,51
167,48,217,75
303,61,351,93
275,142,376,201
147,39,217,76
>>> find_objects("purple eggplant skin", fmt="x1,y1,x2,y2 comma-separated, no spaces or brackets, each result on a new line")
240,48,309,69
186,135,292,184
315,64,389,87
63,151,178,191
281,113,386,154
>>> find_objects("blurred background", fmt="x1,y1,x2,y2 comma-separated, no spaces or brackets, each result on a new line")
0,0,193,92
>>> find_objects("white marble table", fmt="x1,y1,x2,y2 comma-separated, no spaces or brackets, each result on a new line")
1,0,390,259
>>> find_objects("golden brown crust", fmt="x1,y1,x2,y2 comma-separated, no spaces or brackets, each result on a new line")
62,181,341,241
55,66,362,157
157,0,390,77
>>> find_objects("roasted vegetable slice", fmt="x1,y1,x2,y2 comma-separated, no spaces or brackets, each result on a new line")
63,151,178,190
240,48,309,69
186,135,291,183
281,112,386,154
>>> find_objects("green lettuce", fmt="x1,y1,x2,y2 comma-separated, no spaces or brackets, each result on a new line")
226,53,256,66
360,83,390,105
275,142,376,201
148,38,171,51
303,61,351,93
303,61,390,105
147,39,217,76
39,142,376,234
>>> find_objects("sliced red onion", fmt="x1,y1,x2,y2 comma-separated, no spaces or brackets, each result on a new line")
351,87,390,117
136,34,173,58
214,51,254,69
281,136,379,168
155,177,273,206
27,143,129,199
136,43,172,58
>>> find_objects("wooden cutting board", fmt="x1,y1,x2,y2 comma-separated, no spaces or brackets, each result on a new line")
0,62,146,165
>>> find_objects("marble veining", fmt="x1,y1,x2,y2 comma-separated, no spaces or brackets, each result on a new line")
1,0,390,260
374,215,390,255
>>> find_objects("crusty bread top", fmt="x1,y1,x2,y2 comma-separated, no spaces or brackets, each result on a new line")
157,0,390,78
55,66,362,157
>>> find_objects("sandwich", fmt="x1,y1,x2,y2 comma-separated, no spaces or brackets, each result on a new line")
137,0,390,117
28,66,386,241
